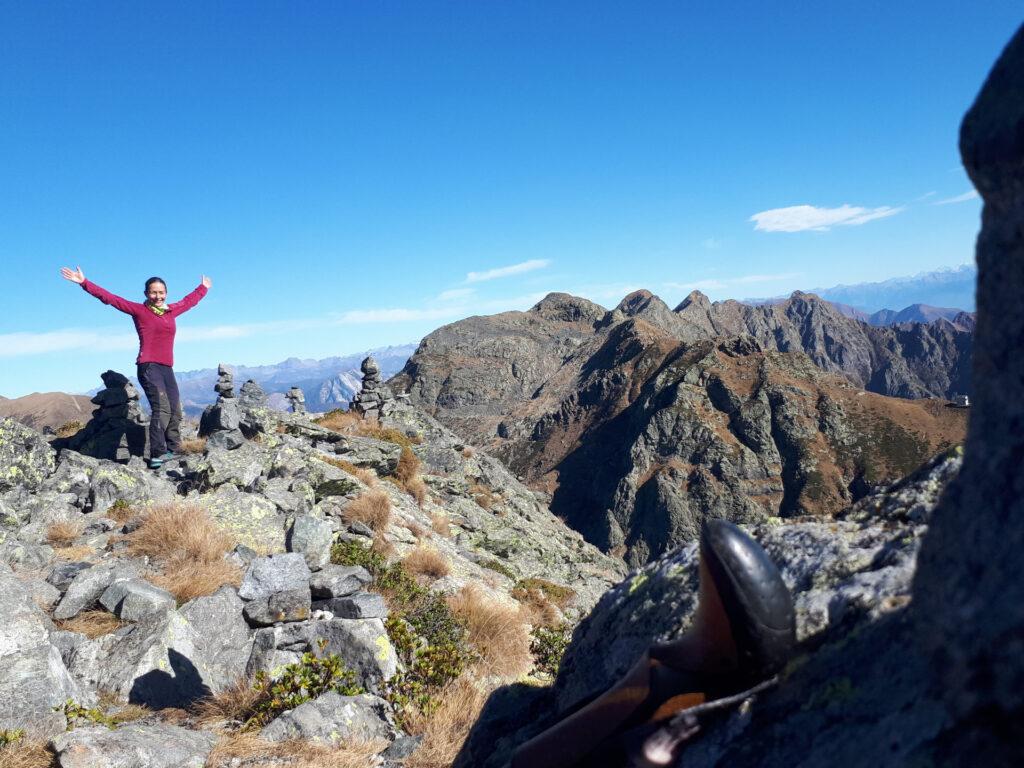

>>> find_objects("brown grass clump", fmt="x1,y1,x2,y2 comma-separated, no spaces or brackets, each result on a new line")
51,545,95,562
342,490,392,534
178,437,207,454
0,738,55,768
193,679,263,727
404,475,428,507
405,521,428,539
403,675,492,768
403,547,451,580
318,455,378,486
396,446,421,484
371,536,396,559
468,482,500,511
45,521,82,548
123,503,240,603
461,446,474,459
448,586,533,677
54,610,124,639
56,420,84,438
206,733,386,768
104,499,137,525
315,410,423,448
430,513,451,538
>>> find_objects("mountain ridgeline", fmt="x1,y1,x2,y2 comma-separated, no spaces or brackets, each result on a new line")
391,290,970,564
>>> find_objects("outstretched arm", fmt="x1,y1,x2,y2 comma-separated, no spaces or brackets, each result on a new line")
171,275,210,315
61,266,139,315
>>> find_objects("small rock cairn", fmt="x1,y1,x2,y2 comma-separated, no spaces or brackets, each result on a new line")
286,387,306,414
199,364,245,450
54,370,149,461
349,356,395,419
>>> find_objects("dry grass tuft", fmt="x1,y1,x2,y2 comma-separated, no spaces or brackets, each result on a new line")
104,500,137,525
403,547,451,580
55,420,84,438
430,513,451,538
193,679,263,727
461,446,475,459
315,409,423,448
54,610,124,639
0,738,55,768
342,490,392,534
45,521,82,548
178,437,207,455
123,503,240,603
371,536,396,559
448,586,533,678
404,475,428,507
403,675,492,768
318,455,378,486
405,521,428,539
50,545,95,562
396,446,421,484
468,482,500,511
206,733,387,768
314,409,362,432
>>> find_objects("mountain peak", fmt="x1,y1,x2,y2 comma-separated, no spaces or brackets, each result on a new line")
529,293,607,324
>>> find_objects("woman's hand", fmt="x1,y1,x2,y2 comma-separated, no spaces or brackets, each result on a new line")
201,275,212,289
60,266,85,284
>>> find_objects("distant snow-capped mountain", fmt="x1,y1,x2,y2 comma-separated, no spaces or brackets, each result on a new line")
746,265,976,313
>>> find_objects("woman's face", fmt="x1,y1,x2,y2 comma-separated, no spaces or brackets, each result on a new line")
145,282,167,306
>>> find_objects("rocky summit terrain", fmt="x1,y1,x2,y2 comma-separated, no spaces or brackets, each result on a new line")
0,374,623,767
394,299,967,564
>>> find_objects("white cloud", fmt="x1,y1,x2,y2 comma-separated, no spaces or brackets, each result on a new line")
933,189,979,205
465,259,550,283
665,272,801,295
750,204,904,233
436,287,476,302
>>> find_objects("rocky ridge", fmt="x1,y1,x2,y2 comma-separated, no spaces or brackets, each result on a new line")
0,375,623,766
397,310,967,564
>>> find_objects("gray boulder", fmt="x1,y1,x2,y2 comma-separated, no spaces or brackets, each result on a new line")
193,484,287,553
51,723,216,768
243,588,312,627
0,566,80,737
260,691,391,744
238,553,311,601
247,617,397,692
0,417,56,492
309,564,372,598
67,610,217,708
99,578,175,621
315,592,388,619
200,442,264,490
178,587,253,692
287,514,334,570
54,561,141,620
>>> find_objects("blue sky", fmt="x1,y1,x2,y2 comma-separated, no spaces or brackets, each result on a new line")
1,2,1019,397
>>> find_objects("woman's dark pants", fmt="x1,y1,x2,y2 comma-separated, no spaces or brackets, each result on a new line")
137,362,182,456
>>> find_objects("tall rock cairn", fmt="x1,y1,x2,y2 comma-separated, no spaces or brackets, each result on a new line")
349,356,395,419
286,387,307,414
54,370,149,461
199,364,245,449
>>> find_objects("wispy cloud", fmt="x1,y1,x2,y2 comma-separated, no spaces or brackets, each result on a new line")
435,287,475,302
465,259,550,283
665,272,800,294
750,204,904,233
933,189,979,205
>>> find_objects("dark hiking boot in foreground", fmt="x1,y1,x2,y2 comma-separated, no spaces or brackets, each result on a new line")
512,519,796,768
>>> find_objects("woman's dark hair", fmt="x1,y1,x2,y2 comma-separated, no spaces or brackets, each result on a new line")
145,277,167,292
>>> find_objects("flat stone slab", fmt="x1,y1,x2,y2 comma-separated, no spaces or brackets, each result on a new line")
309,564,372,599
238,553,311,602
260,692,390,744
314,591,388,619
100,578,176,621
51,723,216,768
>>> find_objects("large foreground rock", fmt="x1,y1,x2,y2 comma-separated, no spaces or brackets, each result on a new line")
51,723,216,768
0,566,80,736
260,691,392,744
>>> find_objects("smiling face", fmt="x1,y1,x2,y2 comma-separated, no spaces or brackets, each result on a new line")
145,281,167,307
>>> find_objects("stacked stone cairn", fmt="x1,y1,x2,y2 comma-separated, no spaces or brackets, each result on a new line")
199,364,245,450
53,370,148,461
286,386,307,414
349,356,396,420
